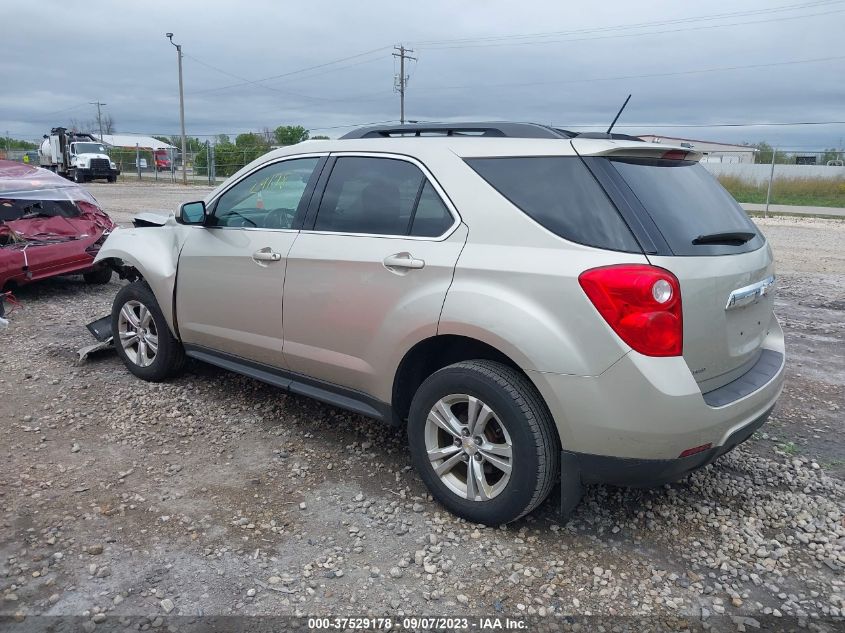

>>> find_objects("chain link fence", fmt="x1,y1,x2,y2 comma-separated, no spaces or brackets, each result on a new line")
3,138,844,208
1,139,279,185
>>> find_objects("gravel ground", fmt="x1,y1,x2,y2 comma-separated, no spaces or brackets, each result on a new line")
0,186,843,631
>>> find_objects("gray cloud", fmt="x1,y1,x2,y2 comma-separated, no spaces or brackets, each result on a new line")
3,0,844,150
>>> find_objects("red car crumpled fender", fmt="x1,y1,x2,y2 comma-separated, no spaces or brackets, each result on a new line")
0,160,116,288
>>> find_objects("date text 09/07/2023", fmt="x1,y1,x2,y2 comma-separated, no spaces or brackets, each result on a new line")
308,616,528,630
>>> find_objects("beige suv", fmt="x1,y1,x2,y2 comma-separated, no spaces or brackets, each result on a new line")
97,123,785,525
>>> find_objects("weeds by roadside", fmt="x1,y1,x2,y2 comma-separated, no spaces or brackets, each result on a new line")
719,174,845,208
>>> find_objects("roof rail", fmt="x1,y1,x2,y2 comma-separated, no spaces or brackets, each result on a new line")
340,122,575,140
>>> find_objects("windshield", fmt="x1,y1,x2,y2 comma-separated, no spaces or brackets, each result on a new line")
73,143,107,154
609,158,764,256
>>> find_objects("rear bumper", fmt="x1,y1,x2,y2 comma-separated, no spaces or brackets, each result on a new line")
528,316,785,461
565,404,772,487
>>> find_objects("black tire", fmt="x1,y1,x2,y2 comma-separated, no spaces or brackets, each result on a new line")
111,281,186,382
74,171,86,183
107,175,116,183
407,360,559,525
83,265,112,285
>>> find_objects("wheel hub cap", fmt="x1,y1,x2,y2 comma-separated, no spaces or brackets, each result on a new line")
424,394,513,502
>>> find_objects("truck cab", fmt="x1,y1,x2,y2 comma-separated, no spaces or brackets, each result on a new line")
38,128,120,183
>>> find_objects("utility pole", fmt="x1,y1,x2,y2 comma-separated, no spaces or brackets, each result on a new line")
90,101,107,140
393,45,416,125
166,33,188,185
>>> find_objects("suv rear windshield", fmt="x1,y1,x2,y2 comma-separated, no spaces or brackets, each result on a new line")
465,157,640,252
609,158,764,256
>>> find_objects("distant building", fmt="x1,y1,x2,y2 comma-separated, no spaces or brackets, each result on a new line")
95,134,176,152
638,135,758,164
95,135,179,171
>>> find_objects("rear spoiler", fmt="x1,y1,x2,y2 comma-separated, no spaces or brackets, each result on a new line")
571,138,703,162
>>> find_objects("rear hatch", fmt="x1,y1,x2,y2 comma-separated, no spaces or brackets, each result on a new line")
573,139,775,392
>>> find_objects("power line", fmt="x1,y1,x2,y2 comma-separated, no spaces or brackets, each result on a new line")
88,120,844,140
608,121,845,128
27,102,90,122
183,51,394,105
188,45,393,96
184,53,347,103
412,54,845,93
415,4,845,50
411,0,844,47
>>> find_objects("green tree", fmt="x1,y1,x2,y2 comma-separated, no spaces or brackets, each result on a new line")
235,132,269,149
195,132,271,178
821,147,843,164
1,137,37,150
750,142,791,165
273,125,309,146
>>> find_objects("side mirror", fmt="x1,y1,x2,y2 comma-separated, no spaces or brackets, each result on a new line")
177,201,207,225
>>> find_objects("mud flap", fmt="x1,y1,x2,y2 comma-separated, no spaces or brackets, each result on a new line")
559,450,584,521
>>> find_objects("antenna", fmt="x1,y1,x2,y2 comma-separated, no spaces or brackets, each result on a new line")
606,94,632,135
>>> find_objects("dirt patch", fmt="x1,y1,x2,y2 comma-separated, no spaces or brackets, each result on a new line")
0,214,842,627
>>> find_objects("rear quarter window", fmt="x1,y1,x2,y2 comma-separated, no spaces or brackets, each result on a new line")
465,156,641,253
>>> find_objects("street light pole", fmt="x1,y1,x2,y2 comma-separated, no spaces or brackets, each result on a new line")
166,33,188,185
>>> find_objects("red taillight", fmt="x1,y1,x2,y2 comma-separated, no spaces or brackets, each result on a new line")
578,264,683,357
661,150,688,160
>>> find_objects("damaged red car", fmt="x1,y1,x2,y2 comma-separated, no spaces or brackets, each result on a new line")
0,160,116,289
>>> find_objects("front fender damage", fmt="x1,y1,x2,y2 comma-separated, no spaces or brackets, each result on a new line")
94,219,187,335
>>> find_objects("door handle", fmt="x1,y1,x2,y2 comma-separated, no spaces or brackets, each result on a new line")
383,252,425,270
252,248,282,262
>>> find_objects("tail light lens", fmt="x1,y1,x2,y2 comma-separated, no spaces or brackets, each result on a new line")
578,264,683,357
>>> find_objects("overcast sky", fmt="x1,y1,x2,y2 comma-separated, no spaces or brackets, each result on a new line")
3,0,844,150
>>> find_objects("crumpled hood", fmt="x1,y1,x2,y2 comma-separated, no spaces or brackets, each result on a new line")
1,206,114,243
0,160,115,244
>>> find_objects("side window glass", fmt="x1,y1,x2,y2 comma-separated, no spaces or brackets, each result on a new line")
211,157,319,229
410,181,453,237
314,157,424,235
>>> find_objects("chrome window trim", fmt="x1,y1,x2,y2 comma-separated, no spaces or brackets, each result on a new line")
303,151,462,242
204,152,329,232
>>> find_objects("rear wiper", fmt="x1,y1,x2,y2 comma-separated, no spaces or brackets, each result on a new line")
692,231,755,246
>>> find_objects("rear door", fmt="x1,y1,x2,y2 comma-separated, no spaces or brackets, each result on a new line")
585,149,775,392
282,154,466,399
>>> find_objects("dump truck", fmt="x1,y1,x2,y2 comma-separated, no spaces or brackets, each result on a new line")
38,128,120,183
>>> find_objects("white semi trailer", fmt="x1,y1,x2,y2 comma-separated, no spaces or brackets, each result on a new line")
38,128,120,183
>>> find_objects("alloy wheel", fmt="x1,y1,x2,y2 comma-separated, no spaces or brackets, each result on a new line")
424,394,513,501
117,300,158,367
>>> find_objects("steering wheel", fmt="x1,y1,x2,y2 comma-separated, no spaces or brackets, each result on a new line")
264,207,296,229
220,209,257,227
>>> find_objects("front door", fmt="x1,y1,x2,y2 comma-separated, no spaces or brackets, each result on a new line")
176,155,324,367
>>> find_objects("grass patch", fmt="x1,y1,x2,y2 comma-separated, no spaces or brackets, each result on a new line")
718,174,845,208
